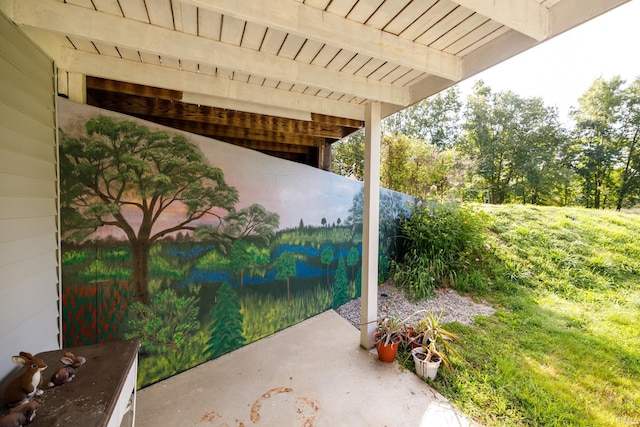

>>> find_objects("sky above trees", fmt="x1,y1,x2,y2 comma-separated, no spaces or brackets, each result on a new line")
457,0,640,124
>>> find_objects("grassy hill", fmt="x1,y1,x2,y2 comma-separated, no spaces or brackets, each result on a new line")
433,204,640,426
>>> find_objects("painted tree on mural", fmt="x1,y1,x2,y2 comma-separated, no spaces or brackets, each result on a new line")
125,288,200,355
59,116,239,304
332,256,349,308
347,246,360,280
275,251,296,307
206,283,245,359
320,244,334,289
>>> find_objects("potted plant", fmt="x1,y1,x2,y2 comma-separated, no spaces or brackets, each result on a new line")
411,311,463,380
374,315,404,362
374,309,428,363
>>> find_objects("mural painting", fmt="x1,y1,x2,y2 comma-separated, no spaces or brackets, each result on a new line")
58,99,409,387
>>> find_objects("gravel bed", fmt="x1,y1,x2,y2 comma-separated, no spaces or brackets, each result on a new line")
335,281,496,329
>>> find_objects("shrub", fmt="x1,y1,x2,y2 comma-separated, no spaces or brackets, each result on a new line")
393,196,488,297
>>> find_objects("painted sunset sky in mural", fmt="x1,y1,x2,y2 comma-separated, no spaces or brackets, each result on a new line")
57,98,361,237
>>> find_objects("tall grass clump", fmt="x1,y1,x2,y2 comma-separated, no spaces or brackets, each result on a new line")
392,194,490,299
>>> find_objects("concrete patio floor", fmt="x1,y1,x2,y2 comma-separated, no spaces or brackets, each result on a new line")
136,310,478,427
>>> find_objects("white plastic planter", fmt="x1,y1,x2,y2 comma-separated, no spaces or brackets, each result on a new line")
411,347,441,380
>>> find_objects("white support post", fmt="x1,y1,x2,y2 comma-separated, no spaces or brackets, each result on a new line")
67,71,86,104
360,101,381,349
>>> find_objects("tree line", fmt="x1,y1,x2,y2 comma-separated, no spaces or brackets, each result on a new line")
332,76,640,210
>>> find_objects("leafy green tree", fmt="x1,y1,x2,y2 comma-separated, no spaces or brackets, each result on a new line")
332,256,349,308
462,81,567,204
320,245,335,289
125,288,200,355
384,87,462,148
60,117,238,303
615,76,640,210
275,252,296,307
205,283,245,359
570,76,626,208
379,134,465,198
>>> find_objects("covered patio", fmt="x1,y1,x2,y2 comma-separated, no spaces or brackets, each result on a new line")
0,0,632,426
135,310,477,427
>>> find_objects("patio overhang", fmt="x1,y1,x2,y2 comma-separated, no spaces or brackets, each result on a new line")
2,0,630,348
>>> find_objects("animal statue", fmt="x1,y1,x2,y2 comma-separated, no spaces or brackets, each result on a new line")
2,352,47,407
0,401,39,427
48,352,86,387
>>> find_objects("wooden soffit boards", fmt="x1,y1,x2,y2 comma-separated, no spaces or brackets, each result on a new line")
85,77,362,167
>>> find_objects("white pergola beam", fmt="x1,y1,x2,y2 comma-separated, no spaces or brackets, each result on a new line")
57,49,366,121
13,0,409,106
450,0,550,41
183,0,462,81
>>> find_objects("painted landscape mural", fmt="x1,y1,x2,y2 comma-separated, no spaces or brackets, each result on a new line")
58,98,409,387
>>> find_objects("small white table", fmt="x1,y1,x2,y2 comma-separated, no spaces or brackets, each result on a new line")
26,339,140,427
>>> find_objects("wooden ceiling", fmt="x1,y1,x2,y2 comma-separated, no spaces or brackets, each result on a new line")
85,76,362,166
3,0,630,167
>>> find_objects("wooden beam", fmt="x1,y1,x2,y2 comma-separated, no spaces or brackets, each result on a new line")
86,76,182,100
124,115,325,147
449,0,549,41
86,87,347,139
184,0,462,81
311,113,363,131
215,137,314,155
58,49,366,120
14,0,409,106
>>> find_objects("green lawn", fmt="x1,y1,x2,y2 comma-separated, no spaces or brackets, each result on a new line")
415,205,640,426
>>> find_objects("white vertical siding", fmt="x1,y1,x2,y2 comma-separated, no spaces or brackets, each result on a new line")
0,11,59,381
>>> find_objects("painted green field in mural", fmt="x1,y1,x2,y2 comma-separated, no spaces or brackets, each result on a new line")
61,225,366,387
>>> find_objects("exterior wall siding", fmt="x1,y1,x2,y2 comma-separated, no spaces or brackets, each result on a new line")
0,11,59,381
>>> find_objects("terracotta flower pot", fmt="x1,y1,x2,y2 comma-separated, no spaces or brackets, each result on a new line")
374,332,401,363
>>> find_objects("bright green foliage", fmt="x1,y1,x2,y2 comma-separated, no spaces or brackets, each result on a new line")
380,134,468,199
570,76,626,209
615,76,640,209
570,76,640,210
462,81,566,205
384,87,463,148
412,204,640,427
206,283,245,359
332,256,349,308
393,198,489,299
125,288,200,355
